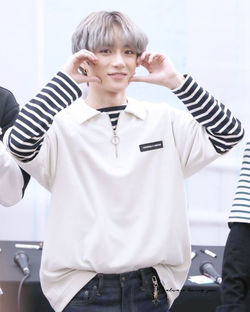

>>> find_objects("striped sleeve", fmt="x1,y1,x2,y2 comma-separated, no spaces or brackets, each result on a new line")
172,75,244,154
228,142,250,224
8,71,82,162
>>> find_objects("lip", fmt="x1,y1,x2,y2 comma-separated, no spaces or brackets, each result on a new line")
108,72,127,80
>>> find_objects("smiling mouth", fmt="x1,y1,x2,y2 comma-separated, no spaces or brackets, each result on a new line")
108,73,127,79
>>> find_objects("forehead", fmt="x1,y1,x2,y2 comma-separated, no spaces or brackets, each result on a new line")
88,25,139,51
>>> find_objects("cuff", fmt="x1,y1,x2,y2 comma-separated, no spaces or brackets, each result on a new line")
171,73,190,93
55,71,82,100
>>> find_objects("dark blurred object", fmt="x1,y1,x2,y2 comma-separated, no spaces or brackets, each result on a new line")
200,261,222,284
14,251,30,276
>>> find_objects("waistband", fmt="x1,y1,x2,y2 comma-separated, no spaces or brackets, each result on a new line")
89,267,160,289
98,267,155,279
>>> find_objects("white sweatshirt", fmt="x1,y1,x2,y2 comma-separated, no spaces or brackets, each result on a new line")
7,72,243,311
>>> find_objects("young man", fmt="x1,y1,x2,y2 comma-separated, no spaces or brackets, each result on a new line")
7,11,244,312
0,87,29,206
216,142,250,312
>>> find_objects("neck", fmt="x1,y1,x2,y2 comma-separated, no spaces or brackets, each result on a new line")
85,87,127,109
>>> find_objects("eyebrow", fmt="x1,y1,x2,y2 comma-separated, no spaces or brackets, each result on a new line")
96,43,135,50
123,44,134,48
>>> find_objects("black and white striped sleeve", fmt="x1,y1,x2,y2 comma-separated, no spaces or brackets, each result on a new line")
228,142,250,224
172,75,244,154
8,72,82,162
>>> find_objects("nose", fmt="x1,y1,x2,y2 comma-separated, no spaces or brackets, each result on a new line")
111,51,125,68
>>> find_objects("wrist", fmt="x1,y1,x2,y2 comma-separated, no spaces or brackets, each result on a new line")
167,73,185,90
60,70,81,86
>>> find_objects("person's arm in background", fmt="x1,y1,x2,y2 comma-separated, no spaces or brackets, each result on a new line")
216,142,250,312
0,87,30,206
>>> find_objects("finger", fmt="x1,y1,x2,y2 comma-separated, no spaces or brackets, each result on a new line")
148,53,163,64
139,51,151,63
74,49,98,65
129,75,152,83
62,51,98,75
139,51,147,61
136,56,142,67
70,72,101,85
139,59,152,71
156,54,167,64
148,53,156,64
76,49,98,60
144,53,152,64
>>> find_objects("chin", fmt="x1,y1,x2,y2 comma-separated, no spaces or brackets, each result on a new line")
104,83,128,93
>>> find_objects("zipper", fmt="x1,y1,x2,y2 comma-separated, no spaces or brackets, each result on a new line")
110,111,122,158
102,108,124,158
111,129,120,158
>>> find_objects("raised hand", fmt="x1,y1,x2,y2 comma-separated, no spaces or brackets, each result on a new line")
131,52,184,89
62,49,101,84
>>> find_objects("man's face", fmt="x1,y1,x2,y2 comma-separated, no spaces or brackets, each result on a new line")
86,27,138,94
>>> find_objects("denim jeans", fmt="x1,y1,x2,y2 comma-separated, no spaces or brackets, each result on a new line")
63,267,169,312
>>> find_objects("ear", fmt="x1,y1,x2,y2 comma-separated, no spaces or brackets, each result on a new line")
82,60,93,72
80,59,92,73
136,56,141,67
80,67,88,76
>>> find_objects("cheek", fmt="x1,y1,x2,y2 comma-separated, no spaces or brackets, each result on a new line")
129,64,137,76
89,65,103,78
129,59,137,70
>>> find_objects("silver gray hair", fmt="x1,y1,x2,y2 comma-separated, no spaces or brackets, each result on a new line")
72,11,148,56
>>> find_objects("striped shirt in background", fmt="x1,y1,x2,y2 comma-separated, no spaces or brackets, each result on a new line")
229,142,250,224
8,72,244,162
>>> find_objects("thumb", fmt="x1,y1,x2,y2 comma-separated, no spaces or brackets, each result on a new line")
130,75,151,83
87,76,101,83
72,74,101,84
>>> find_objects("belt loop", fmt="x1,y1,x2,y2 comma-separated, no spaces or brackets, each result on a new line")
139,268,148,290
97,273,104,296
120,274,126,288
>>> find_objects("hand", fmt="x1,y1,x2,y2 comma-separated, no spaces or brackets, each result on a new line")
130,52,184,89
62,49,101,84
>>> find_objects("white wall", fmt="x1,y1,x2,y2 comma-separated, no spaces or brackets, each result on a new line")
0,0,250,245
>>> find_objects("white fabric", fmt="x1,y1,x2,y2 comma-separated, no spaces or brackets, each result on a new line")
0,139,23,206
8,97,220,311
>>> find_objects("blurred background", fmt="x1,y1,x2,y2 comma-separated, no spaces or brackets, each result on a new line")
0,0,250,245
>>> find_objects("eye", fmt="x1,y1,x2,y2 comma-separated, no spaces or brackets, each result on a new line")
99,49,112,54
125,49,135,55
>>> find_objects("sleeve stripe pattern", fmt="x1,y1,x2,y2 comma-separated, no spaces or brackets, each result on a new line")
173,75,244,154
8,72,82,162
229,143,250,223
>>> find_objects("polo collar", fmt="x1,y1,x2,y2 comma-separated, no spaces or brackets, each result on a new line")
68,98,100,124
69,97,147,124
125,97,147,120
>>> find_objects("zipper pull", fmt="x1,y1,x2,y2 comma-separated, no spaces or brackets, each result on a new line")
152,275,160,304
111,130,120,158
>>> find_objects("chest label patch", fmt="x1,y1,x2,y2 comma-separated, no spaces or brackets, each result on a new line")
139,140,163,152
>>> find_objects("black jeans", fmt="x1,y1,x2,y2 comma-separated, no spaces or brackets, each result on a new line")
216,223,250,312
63,267,169,312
